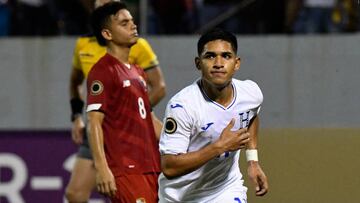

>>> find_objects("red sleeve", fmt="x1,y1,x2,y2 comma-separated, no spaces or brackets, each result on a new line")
86,61,113,113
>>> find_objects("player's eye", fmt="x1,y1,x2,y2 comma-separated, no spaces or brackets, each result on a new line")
120,20,129,26
204,53,215,59
222,53,232,59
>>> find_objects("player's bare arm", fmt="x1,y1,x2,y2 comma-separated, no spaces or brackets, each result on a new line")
145,66,166,106
151,112,163,141
161,119,250,179
70,68,86,145
246,116,269,196
87,111,117,198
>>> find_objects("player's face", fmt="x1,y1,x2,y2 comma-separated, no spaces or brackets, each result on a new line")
103,9,138,47
196,39,240,88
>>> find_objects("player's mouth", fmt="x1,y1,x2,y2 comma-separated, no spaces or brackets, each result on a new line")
210,71,226,77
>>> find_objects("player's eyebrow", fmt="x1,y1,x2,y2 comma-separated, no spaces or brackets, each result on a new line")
202,51,233,56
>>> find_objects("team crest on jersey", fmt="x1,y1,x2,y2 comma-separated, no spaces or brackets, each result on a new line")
136,198,146,203
90,80,103,95
165,117,177,134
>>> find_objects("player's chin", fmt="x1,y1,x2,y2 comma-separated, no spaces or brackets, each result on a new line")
132,34,139,41
130,36,139,44
211,78,231,88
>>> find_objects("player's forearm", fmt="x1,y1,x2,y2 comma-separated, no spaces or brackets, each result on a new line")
70,85,84,100
69,68,85,99
145,66,166,106
87,113,108,170
148,82,166,106
161,142,225,179
151,112,162,141
247,116,259,149
245,116,260,165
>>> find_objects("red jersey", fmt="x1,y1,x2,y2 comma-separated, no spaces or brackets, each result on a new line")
86,53,160,176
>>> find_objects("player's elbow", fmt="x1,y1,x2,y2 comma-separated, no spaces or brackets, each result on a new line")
161,166,179,179
150,83,166,107
157,82,166,99
161,155,181,179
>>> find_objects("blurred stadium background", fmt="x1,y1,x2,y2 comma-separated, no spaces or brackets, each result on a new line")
1,0,360,202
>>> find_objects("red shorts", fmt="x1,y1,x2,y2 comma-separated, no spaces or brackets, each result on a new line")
110,173,159,203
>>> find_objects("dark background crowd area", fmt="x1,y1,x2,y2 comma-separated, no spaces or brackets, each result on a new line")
0,0,359,37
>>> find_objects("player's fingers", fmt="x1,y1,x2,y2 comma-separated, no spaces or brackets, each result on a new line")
77,130,84,144
255,175,268,196
97,183,104,195
104,182,113,197
71,130,77,142
233,127,248,135
224,118,235,131
256,185,268,196
237,132,250,145
109,181,117,197
241,132,250,139
256,188,267,196
74,133,82,145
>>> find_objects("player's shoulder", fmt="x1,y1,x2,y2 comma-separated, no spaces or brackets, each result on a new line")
165,82,200,122
75,35,94,45
135,38,150,47
74,35,100,52
132,38,153,52
89,54,110,72
233,78,263,103
232,78,259,88
167,81,201,111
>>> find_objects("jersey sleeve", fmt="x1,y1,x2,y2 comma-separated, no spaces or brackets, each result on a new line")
159,100,193,155
245,80,263,115
71,38,85,71
129,38,159,70
86,62,113,113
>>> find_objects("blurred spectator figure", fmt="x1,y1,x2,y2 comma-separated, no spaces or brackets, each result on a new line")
195,0,264,34
0,0,10,36
150,0,195,34
54,0,92,35
196,0,242,33
12,0,59,36
289,0,339,34
332,0,359,32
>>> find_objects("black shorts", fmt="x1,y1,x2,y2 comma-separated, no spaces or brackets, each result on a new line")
77,131,93,160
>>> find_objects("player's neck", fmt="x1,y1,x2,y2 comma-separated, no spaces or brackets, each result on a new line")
200,79,234,107
107,45,130,64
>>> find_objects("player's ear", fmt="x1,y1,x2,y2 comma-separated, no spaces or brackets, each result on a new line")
195,57,201,70
101,28,112,41
234,57,241,71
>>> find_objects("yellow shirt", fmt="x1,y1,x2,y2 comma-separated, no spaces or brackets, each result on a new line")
72,36,159,78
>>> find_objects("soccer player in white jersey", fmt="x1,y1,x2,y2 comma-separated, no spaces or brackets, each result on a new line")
158,28,269,203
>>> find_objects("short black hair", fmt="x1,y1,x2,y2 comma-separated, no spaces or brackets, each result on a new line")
197,28,238,55
91,1,127,46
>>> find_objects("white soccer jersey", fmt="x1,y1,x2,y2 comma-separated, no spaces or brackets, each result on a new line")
158,78,263,203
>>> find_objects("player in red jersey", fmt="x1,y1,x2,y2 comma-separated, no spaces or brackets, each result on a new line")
87,2,160,202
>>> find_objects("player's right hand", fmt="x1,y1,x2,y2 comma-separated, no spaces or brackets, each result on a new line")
71,116,85,145
96,166,117,198
217,118,250,152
